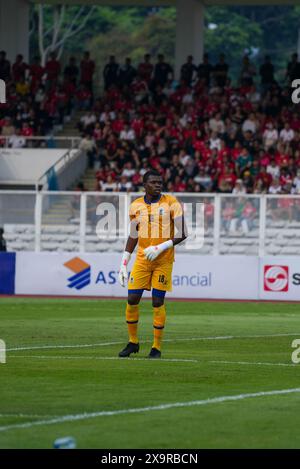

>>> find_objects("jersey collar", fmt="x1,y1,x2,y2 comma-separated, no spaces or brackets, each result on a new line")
144,194,162,205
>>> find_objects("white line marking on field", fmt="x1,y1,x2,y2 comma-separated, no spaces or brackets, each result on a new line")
6,341,123,352
7,333,300,353
210,360,297,368
0,387,300,433
9,355,299,368
9,355,198,363
0,413,58,419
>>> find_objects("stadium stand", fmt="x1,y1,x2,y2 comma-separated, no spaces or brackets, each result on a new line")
1,50,300,255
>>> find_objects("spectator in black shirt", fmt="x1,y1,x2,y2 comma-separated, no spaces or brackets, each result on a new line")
197,53,213,86
153,54,173,88
0,228,7,252
64,57,79,85
119,58,137,88
0,51,11,82
180,55,197,86
260,55,275,94
286,53,300,84
103,56,120,90
214,53,229,88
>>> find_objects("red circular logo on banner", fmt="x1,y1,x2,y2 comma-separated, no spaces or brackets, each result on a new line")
264,265,289,292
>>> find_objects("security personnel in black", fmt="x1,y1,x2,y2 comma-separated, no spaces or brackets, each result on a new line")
0,228,7,252
180,55,198,86
153,54,173,88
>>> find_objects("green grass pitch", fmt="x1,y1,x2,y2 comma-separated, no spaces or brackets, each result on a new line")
1,297,300,449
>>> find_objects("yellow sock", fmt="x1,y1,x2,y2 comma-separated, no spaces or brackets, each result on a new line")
126,304,139,344
153,305,166,351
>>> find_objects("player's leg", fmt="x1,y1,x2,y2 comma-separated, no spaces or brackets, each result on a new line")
148,263,172,358
118,261,151,358
149,290,166,358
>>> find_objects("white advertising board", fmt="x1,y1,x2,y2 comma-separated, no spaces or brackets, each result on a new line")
15,253,259,300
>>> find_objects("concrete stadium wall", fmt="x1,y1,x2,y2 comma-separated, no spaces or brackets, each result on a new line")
0,252,299,301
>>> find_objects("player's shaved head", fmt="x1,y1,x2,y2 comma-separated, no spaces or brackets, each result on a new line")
143,170,161,184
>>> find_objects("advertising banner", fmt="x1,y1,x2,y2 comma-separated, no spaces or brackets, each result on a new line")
15,253,259,300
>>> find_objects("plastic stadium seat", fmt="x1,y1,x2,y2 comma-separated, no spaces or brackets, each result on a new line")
54,226,78,235
238,239,257,246
85,235,100,243
268,221,286,228
19,234,34,242
42,242,60,251
274,239,286,247
288,240,300,247
60,242,78,252
228,246,247,254
66,235,80,242
85,243,98,252
4,224,16,233
14,225,31,234
281,247,298,255
8,242,27,251
266,244,281,255
222,238,237,245
265,229,278,239
3,233,18,242
47,234,67,243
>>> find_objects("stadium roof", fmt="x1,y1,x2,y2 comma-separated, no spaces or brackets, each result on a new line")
32,0,299,6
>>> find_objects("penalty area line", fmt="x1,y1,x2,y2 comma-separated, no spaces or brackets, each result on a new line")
0,387,300,433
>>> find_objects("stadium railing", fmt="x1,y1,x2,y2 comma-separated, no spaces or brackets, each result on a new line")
1,136,81,150
1,191,300,256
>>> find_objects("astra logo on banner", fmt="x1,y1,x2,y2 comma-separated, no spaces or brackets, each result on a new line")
264,265,289,292
64,257,91,290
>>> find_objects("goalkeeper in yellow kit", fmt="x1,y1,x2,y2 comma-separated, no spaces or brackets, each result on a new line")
118,170,187,358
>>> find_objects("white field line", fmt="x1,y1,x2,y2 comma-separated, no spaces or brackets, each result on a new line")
0,387,300,433
9,355,298,368
9,355,198,363
6,332,300,353
6,341,123,352
210,360,297,368
0,413,59,419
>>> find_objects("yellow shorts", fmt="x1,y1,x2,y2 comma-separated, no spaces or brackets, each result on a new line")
128,259,173,293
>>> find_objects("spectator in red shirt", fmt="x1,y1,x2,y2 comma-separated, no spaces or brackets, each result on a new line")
29,56,45,92
138,54,153,84
12,54,28,82
256,166,272,189
21,122,33,137
45,52,61,89
80,51,95,93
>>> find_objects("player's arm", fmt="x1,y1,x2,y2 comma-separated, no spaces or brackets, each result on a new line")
173,214,188,246
144,211,188,262
118,219,139,287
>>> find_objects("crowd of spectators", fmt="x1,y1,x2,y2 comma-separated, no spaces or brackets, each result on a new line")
0,50,96,147
2,48,300,203
75,52,300,199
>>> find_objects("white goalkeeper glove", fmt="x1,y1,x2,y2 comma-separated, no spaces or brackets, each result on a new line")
118,251,131,287
143,240,173,262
